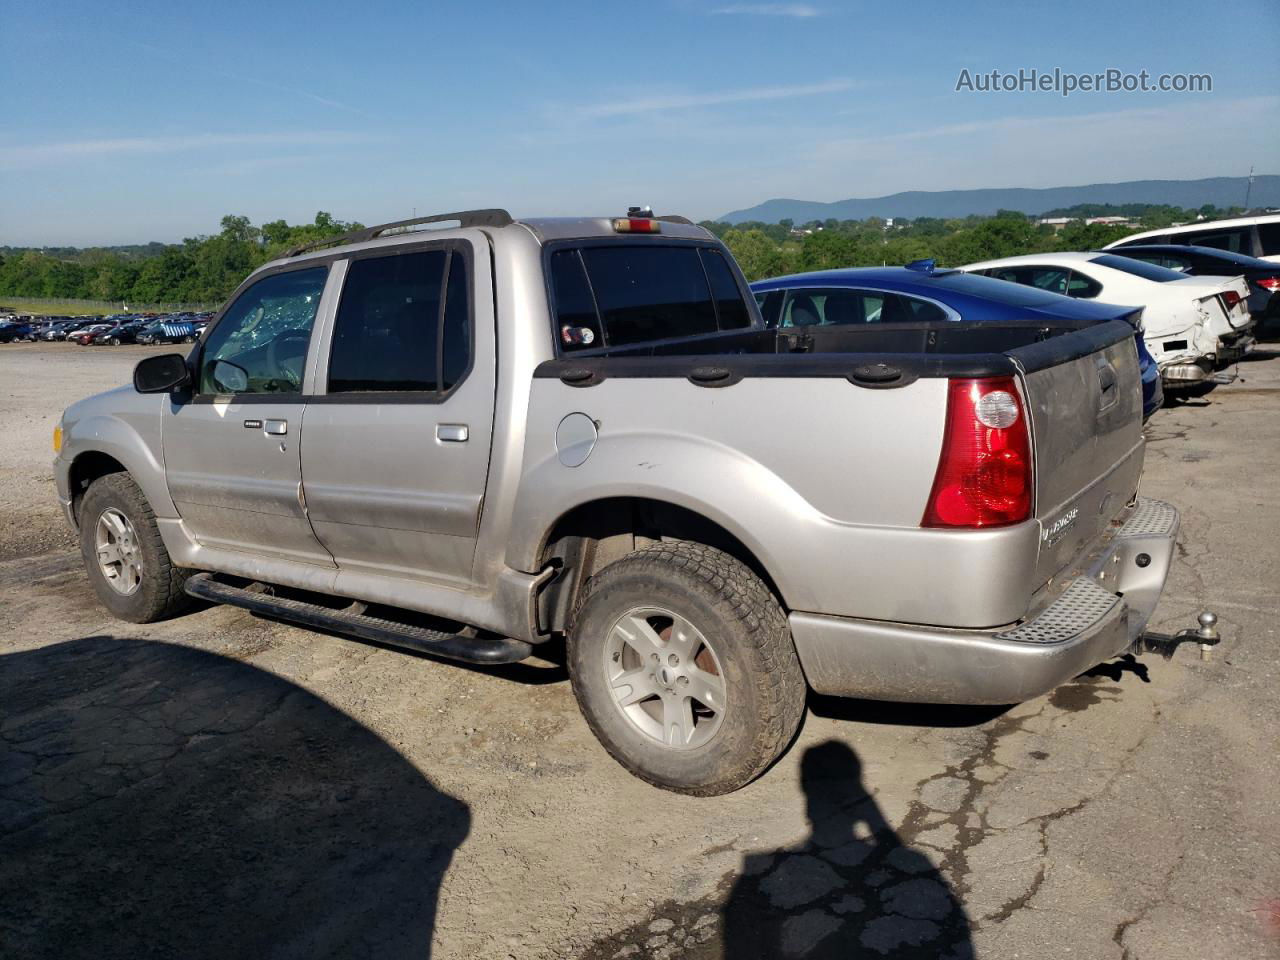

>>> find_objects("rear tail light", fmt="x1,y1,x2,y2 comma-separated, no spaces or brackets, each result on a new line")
922,377,1033,528
1256,276,1280,291
1221,290,1243,310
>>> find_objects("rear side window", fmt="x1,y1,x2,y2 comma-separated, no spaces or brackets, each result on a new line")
1182,228,1249,254
327,248,470,394
987,266,1071,295
551,244,753,350
781,288,884,326
1257,222,1280,257
441,254,470,389
1066,271,1102,298
899,295,949,321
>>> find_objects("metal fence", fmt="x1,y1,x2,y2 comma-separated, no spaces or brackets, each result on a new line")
0,296,217,313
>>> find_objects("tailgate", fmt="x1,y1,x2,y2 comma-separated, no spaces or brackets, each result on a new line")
1011,323,1145,586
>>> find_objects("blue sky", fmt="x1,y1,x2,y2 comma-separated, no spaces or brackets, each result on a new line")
3,0,1278,245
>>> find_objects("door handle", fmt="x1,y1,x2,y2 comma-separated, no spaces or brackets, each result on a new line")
436,424,469,442
264,419,288,436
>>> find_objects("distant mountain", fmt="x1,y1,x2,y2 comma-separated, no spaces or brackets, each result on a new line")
718,176,1280,224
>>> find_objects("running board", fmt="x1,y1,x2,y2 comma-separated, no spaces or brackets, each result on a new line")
184,573,533,665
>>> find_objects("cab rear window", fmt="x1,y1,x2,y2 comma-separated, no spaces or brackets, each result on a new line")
551,244,751,351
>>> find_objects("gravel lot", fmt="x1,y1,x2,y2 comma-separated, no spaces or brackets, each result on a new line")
2,340,1277,959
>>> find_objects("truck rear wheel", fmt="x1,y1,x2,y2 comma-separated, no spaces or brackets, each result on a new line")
78,473,193,623
567,541,806,795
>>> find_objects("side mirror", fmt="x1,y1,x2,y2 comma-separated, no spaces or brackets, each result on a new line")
134,354,192,394
211,359,248,393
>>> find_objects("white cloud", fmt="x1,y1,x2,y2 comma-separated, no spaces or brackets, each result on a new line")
0,132,375,170
712,4,820,16
576,78,856,119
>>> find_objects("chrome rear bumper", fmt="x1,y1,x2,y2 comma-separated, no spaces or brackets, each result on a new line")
789,497,1179,705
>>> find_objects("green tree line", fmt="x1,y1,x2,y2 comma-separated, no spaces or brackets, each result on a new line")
0,212,361,305
0,203,1240,302
702,203,1243,282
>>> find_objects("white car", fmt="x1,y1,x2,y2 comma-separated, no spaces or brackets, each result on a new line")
1103,214,1280,265
959,252,1253,391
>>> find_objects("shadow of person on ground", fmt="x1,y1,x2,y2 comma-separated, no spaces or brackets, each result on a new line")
0,636,469,960
723,740,973,959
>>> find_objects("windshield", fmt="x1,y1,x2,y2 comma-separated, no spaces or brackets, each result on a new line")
1090,254,1185,283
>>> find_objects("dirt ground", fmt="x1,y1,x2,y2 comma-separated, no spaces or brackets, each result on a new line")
1,340,1278,960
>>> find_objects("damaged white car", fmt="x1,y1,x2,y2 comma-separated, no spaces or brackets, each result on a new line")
963,251,1253,395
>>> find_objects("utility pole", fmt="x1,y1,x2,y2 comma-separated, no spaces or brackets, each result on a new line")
1244,166,1254,211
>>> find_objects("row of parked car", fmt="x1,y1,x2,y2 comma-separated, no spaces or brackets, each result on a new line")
753,213,1280,416
0,312,213,346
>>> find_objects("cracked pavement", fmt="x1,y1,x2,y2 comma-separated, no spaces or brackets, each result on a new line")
1,341,1278,959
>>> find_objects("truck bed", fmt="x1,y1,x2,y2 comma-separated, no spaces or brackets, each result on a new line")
527,317,1144,629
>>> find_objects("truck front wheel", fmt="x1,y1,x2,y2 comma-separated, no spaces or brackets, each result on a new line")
78,473,193,623
567,541,806,795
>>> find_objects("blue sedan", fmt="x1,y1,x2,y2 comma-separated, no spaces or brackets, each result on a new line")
751,260,1162,420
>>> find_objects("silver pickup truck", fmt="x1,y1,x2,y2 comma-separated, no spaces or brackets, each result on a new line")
54,208,1180,794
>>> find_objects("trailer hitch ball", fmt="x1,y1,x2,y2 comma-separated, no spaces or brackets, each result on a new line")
1197,611,1219,661
1139,610,1221,661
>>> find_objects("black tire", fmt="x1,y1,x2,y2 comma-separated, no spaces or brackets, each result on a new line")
109,337,120,345
568,541,806,796
78,473,194,623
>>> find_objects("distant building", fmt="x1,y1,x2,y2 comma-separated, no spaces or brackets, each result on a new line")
1036,215,1140,231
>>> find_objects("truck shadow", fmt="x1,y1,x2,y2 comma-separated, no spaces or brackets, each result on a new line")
0,636,469,960
807,696,1011,728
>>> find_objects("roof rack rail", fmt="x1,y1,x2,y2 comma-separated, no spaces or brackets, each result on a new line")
285,208,514,258
656,215,694,225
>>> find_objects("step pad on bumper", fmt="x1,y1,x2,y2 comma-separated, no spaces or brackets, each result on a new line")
1118,497,1178,539
995,578,1120,645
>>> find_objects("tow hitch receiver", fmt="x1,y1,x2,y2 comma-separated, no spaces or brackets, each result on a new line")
1139,611,1221,661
